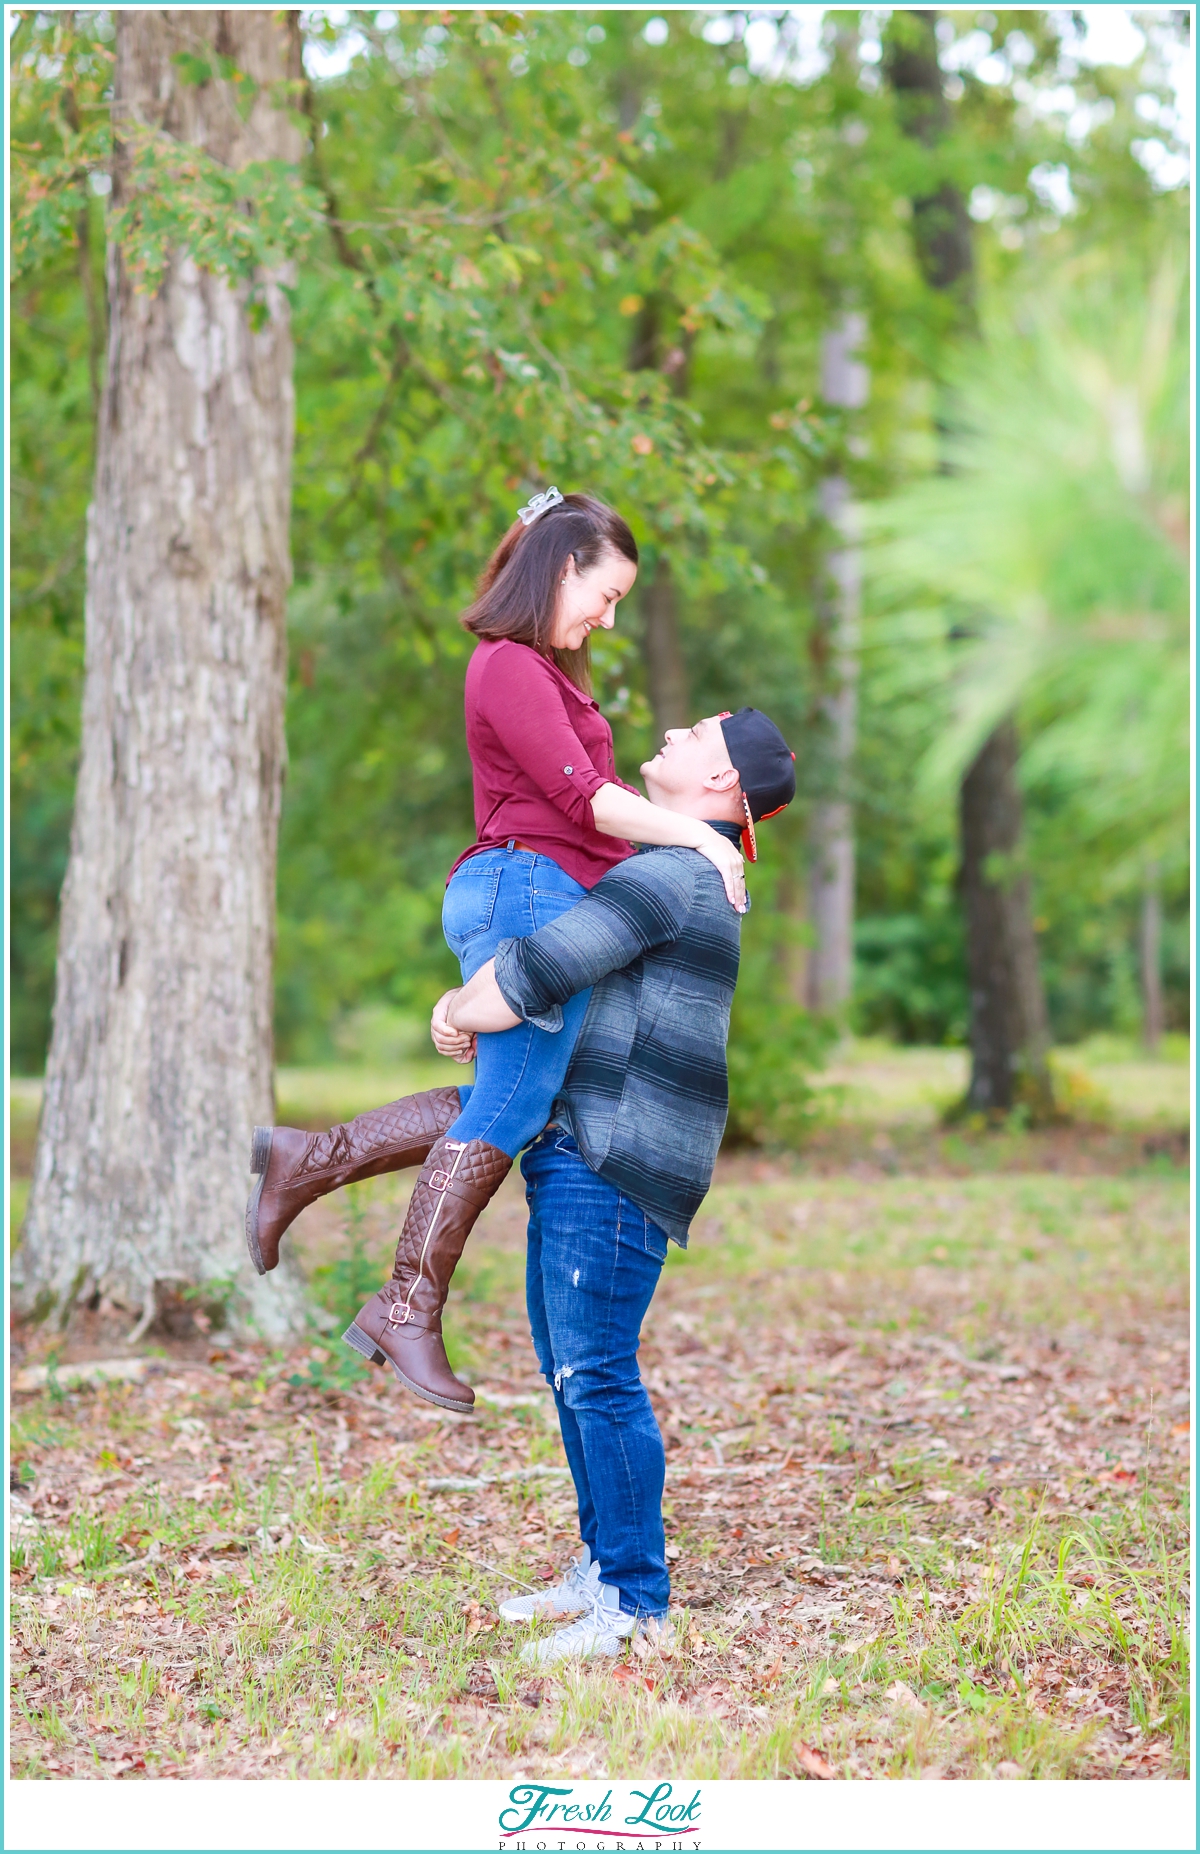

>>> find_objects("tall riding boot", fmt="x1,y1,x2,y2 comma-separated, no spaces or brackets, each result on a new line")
245,1087,462,1275
343,1135,512,1412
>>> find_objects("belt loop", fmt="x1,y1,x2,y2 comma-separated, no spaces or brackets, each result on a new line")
506,838,515,854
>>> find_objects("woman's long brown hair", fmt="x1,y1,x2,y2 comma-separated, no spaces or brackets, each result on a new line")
461,492,638,693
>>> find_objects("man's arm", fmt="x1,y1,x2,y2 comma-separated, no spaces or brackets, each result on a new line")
443,960,520,1035
453,856,694,1035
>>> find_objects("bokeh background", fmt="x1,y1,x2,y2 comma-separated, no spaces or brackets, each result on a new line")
11,6,1190,1128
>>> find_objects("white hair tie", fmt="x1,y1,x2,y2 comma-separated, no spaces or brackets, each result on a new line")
517,486,564,526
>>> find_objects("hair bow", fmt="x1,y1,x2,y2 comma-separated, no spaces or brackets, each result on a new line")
517,486,564,526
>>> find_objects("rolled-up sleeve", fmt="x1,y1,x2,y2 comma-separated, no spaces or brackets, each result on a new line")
493,939,565,1034
477,649,610,830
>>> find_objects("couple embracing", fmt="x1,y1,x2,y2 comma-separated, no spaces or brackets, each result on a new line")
246,491,794,1665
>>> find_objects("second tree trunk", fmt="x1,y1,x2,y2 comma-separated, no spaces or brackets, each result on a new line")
959,719,1054,1117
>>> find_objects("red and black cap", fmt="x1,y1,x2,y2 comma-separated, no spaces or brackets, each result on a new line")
717,708,796,863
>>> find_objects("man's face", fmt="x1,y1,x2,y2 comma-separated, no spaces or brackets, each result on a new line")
641,714,737,803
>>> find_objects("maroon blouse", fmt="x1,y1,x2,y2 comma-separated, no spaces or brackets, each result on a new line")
447,638,639,890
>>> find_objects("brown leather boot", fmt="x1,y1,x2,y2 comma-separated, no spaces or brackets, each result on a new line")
343,1135,512,1412
245,1087,462,1275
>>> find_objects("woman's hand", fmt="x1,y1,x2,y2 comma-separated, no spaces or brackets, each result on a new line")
431,989,476,1064
590,783,747,912
694,827,747,913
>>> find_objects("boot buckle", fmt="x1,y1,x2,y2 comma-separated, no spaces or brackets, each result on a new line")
428,1169,451,1191
387,1302,413,1327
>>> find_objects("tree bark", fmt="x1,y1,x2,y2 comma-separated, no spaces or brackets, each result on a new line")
1140,865,1164,1053
806,315,867,1014
887,8,1052,1116
884,11,975,316
959,721,1054,1116
18,11,307,1339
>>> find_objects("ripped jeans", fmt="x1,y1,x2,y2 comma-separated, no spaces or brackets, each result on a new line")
521,1129,670,1619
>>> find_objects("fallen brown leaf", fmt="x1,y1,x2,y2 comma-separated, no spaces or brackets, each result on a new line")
795,1741,836,1779
612,1663,657,1694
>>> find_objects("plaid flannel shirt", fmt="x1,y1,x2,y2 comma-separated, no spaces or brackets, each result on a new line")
492,826,743,1246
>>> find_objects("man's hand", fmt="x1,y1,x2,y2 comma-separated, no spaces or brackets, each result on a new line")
431,989,476,1064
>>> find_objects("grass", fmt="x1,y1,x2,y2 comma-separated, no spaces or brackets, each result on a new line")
9,1122,1189,1780
819,1035,1190,1130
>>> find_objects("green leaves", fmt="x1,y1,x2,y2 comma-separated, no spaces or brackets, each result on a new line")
171,50,216,89
109,137,322,296
866,244,1189,877
171,49,260,119
11,16,316,296
11,4,1191,1068
9,12,114,282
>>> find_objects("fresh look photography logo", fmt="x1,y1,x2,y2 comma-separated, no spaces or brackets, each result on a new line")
499,1780,703,1848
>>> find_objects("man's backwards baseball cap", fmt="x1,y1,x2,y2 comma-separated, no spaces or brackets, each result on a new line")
718,708,796,863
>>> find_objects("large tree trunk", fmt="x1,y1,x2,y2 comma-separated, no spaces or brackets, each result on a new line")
959,722,1053,1116
887,8,1053,1117
17,12,307,1340
806,315,868,1014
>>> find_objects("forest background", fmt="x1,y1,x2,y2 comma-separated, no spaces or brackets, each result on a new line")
6,3,1192,1789
10,4,1191,1133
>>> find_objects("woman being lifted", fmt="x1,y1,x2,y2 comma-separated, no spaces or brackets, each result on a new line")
246,490,745,1411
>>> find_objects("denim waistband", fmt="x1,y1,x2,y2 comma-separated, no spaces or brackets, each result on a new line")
464,841,544,867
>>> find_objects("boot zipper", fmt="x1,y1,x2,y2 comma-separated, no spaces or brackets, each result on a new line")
391,1141,468,1326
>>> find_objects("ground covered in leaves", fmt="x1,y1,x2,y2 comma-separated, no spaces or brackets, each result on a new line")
10,1113,1189,1783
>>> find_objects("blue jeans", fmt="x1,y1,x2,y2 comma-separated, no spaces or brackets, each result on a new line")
442,847,592,1160
521,1129,670,1619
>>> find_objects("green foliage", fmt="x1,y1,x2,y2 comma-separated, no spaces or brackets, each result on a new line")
290,1186,375,1392
8,12,114,278
10,14,320,295
723,829,838,1146
868,246,1189,871
8,7,1191,1080
110,138,322,300
724,987,834,1149
303,1185,377,1335
864,231,1189,1047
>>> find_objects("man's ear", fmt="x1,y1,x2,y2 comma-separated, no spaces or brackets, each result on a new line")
702,764,741,794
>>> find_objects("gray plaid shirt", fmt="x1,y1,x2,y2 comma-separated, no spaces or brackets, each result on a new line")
492,825,743,1246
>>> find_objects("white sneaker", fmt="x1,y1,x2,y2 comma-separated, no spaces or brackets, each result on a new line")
499,1544,601,1623
519,1582,644,1667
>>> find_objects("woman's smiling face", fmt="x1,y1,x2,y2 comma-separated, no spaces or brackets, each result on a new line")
548,548,638,652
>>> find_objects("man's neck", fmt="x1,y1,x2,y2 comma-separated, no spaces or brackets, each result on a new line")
704,818,743,844
643,784,742,834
